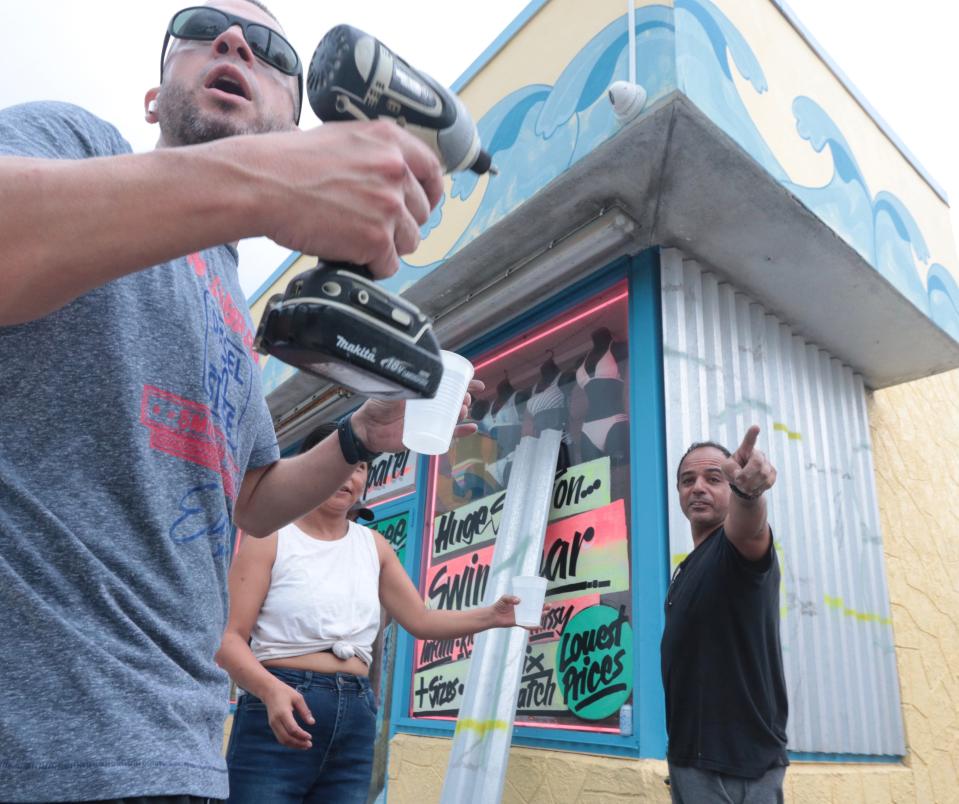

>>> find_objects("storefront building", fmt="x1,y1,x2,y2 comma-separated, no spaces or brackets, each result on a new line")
246,1,959,800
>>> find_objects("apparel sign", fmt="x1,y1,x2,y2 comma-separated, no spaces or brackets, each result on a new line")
364,449,416,505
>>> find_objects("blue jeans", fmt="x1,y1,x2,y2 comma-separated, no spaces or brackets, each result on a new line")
226,669,377,804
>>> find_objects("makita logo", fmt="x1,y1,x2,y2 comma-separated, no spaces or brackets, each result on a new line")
336,335,376,363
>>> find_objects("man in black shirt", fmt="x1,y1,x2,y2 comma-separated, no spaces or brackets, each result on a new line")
661,426,789,803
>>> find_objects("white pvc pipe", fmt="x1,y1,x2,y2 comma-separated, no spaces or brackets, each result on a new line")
440,431,563,804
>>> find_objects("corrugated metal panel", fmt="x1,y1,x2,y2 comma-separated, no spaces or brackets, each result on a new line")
659,248,905,755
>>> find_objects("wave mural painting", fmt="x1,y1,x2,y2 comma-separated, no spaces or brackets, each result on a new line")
366,0,959,338
675,0,959,338
382,5,677,295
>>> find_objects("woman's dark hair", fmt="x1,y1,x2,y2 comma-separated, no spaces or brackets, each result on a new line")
297,422,338,455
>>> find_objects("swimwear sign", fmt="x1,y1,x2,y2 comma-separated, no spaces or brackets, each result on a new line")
557,604,633,720
541,499,629,602
425,545,495,612
432,457,612,561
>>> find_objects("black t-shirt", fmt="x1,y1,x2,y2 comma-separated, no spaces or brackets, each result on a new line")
660,526,789,778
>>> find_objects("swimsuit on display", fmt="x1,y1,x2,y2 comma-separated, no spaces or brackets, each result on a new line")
577,343,628,454
486,391,522,430
527,372,572,446
575,342,623,386
527,374,566,417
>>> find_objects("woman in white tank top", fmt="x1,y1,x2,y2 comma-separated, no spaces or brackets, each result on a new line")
218,423,523,804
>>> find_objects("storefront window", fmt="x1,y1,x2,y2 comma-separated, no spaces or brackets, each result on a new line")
410,282,634,733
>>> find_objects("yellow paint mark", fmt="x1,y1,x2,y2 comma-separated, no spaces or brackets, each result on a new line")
773,422,802,440
671,552,688,569
823,595,892,625
454,719,509,738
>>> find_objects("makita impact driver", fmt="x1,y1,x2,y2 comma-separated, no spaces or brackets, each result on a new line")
253,25,495,399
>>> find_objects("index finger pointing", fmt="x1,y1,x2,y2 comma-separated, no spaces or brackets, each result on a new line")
737,425,760,458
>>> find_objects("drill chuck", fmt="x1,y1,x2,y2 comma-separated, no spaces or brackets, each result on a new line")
307,24,493,175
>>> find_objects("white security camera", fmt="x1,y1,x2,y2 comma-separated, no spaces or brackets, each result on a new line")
608,80,647,124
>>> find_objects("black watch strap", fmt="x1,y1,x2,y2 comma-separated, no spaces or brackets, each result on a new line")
729,483,763,501
337,414,380,464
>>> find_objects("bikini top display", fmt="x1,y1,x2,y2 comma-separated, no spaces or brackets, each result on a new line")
576,342,623,387
483,390,522,430
527,372,567,417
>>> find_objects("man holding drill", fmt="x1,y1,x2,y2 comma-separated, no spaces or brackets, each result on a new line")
0,1,469,801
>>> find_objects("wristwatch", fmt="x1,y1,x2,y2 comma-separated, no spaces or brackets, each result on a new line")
729,483,763,501
336,414,381,464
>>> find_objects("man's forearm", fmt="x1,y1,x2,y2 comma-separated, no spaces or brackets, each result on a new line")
234,434,356,537
725,495,770,556
0,141,261,325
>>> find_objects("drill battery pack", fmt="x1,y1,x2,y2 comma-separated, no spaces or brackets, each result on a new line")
253,263,443,400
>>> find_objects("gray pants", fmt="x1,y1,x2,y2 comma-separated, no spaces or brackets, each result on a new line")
668,763,785,804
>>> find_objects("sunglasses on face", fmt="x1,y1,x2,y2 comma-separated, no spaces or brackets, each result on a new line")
160,6,303,123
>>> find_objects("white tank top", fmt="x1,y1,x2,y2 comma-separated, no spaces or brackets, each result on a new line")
249,520,381,666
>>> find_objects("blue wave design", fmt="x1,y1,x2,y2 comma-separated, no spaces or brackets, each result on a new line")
450,85,551,203
787,96,873,260
387,0,959,346
927,264,959,340
421,193,446,238
676,0,765,92
536,11,675,138
676,0,785,181
393,5,676,287
677,0,956,341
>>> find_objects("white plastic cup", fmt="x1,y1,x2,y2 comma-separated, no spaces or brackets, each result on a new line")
401,350,474,455
510,575,548,628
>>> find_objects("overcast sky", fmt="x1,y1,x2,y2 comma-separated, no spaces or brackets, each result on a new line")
2,1,957,299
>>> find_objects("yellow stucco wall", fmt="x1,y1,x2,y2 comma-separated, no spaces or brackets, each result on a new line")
868,368,959,804
385,734,925,802
385,369,959,802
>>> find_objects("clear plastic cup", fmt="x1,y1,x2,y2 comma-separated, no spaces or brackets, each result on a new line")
510,575,548,628
401,350,474,455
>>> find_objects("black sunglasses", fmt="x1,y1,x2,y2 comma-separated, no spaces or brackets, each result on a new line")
160,6,303,124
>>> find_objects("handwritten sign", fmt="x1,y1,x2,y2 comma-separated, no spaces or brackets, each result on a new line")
550,457,610,520
557,604,633,720
369,511,409,565
541,499,629,602
425,545,495,612
416,633,475,671
431,457,612,562
433,490,503,561
411,646,570,718
528,594,601,644
516,642,568,715
364,449,416,504
412,657,470,716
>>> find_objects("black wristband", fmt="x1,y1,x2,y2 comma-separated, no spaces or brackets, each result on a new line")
729,483,763,501
337,414,380,465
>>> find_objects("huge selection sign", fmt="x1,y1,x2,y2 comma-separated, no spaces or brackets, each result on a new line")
412,457,633,729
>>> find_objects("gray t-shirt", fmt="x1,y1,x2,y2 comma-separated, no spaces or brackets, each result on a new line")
0,102,280,801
